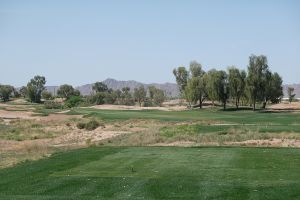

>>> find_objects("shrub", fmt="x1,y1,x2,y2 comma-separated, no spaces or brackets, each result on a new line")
143,100,154,107
44,100,62,109
85,119,100,131
76,119,103,131
64,96,83,108
76,122,86,129
41,91,53,100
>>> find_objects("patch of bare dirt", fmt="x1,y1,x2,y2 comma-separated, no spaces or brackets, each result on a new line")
37,114,82,122
89,104,187,111
225,138,300,147
49,125,131,147
0,109,36,120
268,102,300,111
0,108,81,123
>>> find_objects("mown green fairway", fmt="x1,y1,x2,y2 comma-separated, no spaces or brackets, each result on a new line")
0,147,299,200
71,108,300,125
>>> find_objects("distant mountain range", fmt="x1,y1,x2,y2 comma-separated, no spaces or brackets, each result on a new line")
45,78,300,98
283,84,300,98
45,78,180,97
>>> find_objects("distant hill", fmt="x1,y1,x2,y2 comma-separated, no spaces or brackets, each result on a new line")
44,80,300,98
283,84,300,98
45,78,180,97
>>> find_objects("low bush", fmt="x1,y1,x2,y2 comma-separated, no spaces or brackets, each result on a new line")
76,122,86,129
85,120,100,131
44,100,62,109
64,96,84,108
76,119,103,131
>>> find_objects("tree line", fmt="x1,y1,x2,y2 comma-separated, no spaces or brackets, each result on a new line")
0,76,166,108
173,54,283,111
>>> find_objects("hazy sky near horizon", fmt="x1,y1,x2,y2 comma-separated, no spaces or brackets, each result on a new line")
0,0,300,87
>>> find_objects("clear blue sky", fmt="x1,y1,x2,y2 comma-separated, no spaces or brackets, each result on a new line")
0,0,299,87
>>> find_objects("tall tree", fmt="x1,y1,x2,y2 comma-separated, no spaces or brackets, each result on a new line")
19,86,28,98
134,86,146,106
57,84,79,99
27,75,46,103
228,67,246,109
189,61,204,77
185,61,207,109
205,69,219,106
216,71,229,110
121,87,133,105
0,85,14,102
92,82,108,93
262,72,283,106
246,55,269,111
287,87,296,103
173,66,188,97
153,88,166,106
186,76,207,109
148,85,156,100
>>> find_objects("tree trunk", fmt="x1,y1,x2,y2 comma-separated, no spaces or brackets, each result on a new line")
252,96,256,111
236,98,239,110
262,102,266,109
223,101,226,111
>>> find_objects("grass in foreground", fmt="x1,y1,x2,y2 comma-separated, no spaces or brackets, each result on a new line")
0,147,299,199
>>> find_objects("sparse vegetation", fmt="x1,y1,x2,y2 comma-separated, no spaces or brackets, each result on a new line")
76,119,103,131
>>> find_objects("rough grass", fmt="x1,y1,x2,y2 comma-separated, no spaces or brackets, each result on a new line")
0,120,63,141
67,108,300,146
0,147,299,199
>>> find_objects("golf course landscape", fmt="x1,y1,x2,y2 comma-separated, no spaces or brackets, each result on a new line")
1,0,300,199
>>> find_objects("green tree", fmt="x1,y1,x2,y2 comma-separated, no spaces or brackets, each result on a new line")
246,55,269,111
153,89,165,106
183,61,207,109
186,76,207,109
189,61,204,77
148,85,156,100
287,87,296,103
173,66,188,96
57,84,79,99
114,89,122,104
0,85,14,102
92,92,106,105
216,71,229,110
228,67,246,109
134,86,146,106
121,87,134,105
262,72,283,107
19,86,28,98
41,90,53,100
27,75,46,103
92,82,108,93
205,69,219,106
148,86,166,106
